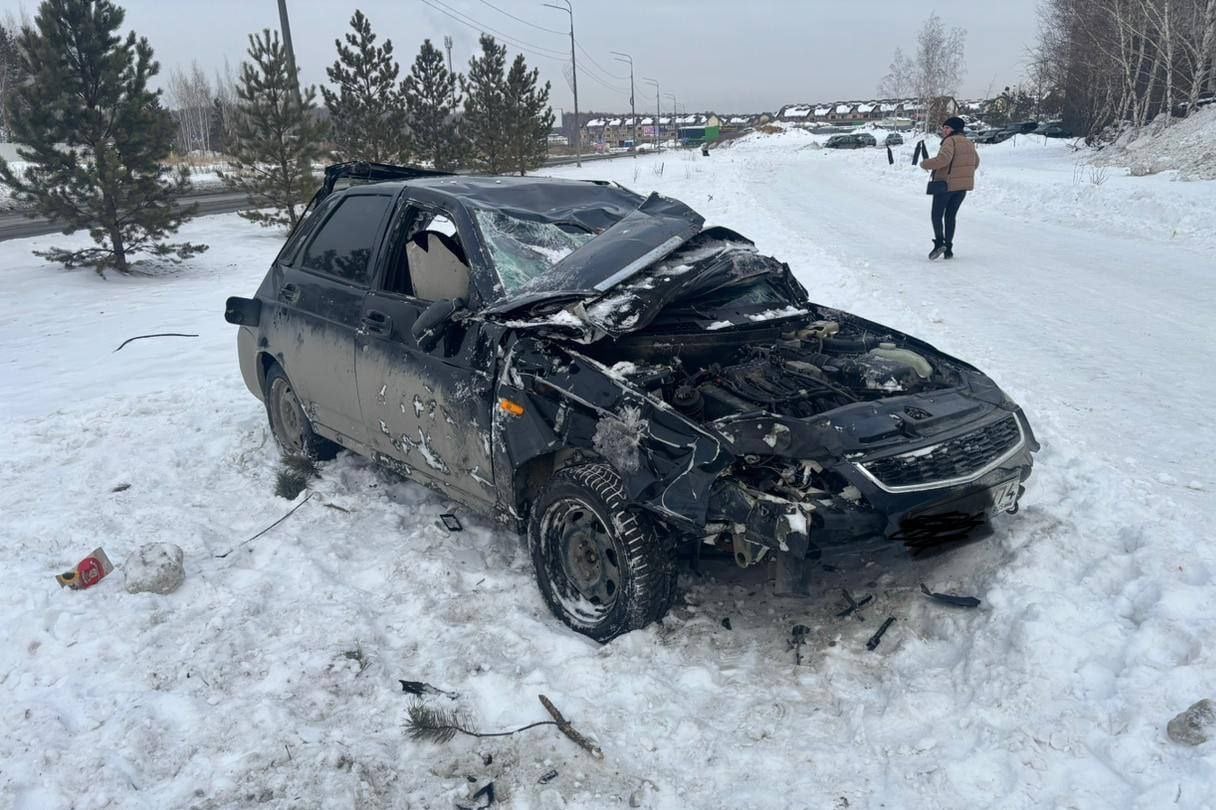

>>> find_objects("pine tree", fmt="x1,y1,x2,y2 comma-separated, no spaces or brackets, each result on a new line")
403,38,463,171
321,10,409,164
222,29,325,230
503,54,554,176
0,21,29,140
461,35,508,174
0,0,205,276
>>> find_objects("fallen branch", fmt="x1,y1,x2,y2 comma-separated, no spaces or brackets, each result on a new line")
215,492,314,558
539,694,604,760
403,694,604,760
113,333,199,353
405,702,555,744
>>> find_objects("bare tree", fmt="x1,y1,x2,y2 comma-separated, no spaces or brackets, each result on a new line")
212,59,239,154
912,13,967,129
1035,0,1216,138
168,61,214,154
877,47,915,99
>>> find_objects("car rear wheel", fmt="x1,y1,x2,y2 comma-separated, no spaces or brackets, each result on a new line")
264,364,338,461
528,463,676,642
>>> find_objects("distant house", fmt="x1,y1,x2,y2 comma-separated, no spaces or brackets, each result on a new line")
779,104,813,121
856,101,880,120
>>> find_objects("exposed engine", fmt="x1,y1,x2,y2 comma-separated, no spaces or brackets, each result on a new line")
654,320,961,423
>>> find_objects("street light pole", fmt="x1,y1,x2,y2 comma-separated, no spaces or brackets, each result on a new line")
443,35,455,106
665,93,678,142
643,77,659,151
544,0,580,167
611,51,635,154
277,0,299,97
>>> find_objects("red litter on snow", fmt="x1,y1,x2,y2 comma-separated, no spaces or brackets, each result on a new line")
56,547,114,590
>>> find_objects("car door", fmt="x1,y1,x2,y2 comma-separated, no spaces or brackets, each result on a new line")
268,190,395,448
354,200,499,509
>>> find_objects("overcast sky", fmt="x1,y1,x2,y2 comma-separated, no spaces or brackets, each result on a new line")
5,0,1039,113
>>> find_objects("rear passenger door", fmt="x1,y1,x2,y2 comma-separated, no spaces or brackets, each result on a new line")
270,191,394,448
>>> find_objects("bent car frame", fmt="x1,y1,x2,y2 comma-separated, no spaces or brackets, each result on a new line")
226,162,1038,641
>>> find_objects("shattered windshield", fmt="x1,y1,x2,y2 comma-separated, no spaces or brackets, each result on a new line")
473,208,596,295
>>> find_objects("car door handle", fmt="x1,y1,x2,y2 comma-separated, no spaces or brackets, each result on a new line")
281,282,301,304
360,310,392,335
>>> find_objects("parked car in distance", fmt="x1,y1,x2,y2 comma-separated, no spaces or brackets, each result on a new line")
1033,121,1073,138
884,133,904,146
225,162,1039,642
825,133,878,149
971,128,1014,144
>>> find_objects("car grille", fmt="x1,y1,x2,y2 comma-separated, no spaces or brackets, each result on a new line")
860,415,1023,491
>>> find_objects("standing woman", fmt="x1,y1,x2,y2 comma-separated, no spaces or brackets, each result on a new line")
920,116,979,260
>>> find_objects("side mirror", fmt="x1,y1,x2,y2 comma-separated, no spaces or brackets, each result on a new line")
412,297,465,352
225,296,261,326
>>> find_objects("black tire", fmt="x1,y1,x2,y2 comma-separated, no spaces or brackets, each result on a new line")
528,463,677,642
264,364,338,461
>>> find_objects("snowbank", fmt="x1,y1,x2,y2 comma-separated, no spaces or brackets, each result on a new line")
1092,106,1216,181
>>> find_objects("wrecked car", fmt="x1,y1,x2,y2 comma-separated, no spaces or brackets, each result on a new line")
225,162,1038,642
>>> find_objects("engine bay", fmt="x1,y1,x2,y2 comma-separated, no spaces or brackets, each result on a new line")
593,319,967,424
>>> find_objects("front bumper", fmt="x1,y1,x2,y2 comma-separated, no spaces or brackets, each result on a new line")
706,410,1038,562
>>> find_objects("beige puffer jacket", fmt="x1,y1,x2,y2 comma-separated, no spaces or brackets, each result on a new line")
921,134,980,192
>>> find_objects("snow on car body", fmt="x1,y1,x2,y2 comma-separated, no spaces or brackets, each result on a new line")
225,162,1039,641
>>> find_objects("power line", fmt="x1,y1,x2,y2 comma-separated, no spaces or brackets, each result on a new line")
576,42,626,81
474,0,566,36
418,0,568,60
417,0,628,96
578,68,629,96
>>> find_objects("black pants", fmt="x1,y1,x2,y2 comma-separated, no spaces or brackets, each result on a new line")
931,190,967,245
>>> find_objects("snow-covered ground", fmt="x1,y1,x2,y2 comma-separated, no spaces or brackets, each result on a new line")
2,130,1215,809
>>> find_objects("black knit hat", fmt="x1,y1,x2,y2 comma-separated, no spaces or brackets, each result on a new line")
943,116,966,133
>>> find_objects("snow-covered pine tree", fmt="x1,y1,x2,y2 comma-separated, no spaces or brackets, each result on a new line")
0,0,205,276
222,29,325,230
503,54,554,176
403,38,463,171
321,10,409,164
461,35,508,174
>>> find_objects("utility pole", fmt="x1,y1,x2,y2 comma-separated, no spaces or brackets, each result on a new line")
666,93,678,142
443,35,455,106
643,77,659,151
611,51,636,154
276,0,299,97
544,0,580,167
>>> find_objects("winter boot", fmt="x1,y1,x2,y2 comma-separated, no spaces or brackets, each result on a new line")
943,242,954,260
928,239,946,260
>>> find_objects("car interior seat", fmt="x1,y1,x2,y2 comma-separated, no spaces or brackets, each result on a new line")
406,231,470,302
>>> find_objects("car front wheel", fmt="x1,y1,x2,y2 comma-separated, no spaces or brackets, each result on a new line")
264,364,338,460
528,463,676,642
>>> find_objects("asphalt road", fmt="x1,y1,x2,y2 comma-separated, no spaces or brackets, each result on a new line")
0,151,635,243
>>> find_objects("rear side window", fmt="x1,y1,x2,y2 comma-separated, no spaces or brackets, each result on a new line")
299,194,392,284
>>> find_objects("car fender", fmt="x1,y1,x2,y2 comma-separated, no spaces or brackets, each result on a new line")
494,335,733,529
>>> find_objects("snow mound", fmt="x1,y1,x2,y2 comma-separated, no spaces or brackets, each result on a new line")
1092,106,1216,180
123,542,186,595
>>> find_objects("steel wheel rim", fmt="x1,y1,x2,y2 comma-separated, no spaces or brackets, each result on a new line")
272,378,306,454
544,498,620,615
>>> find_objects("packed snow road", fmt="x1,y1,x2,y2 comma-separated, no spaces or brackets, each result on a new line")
2,130,1214,810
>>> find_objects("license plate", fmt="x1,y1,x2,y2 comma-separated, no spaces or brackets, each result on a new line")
988,479,1020,516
